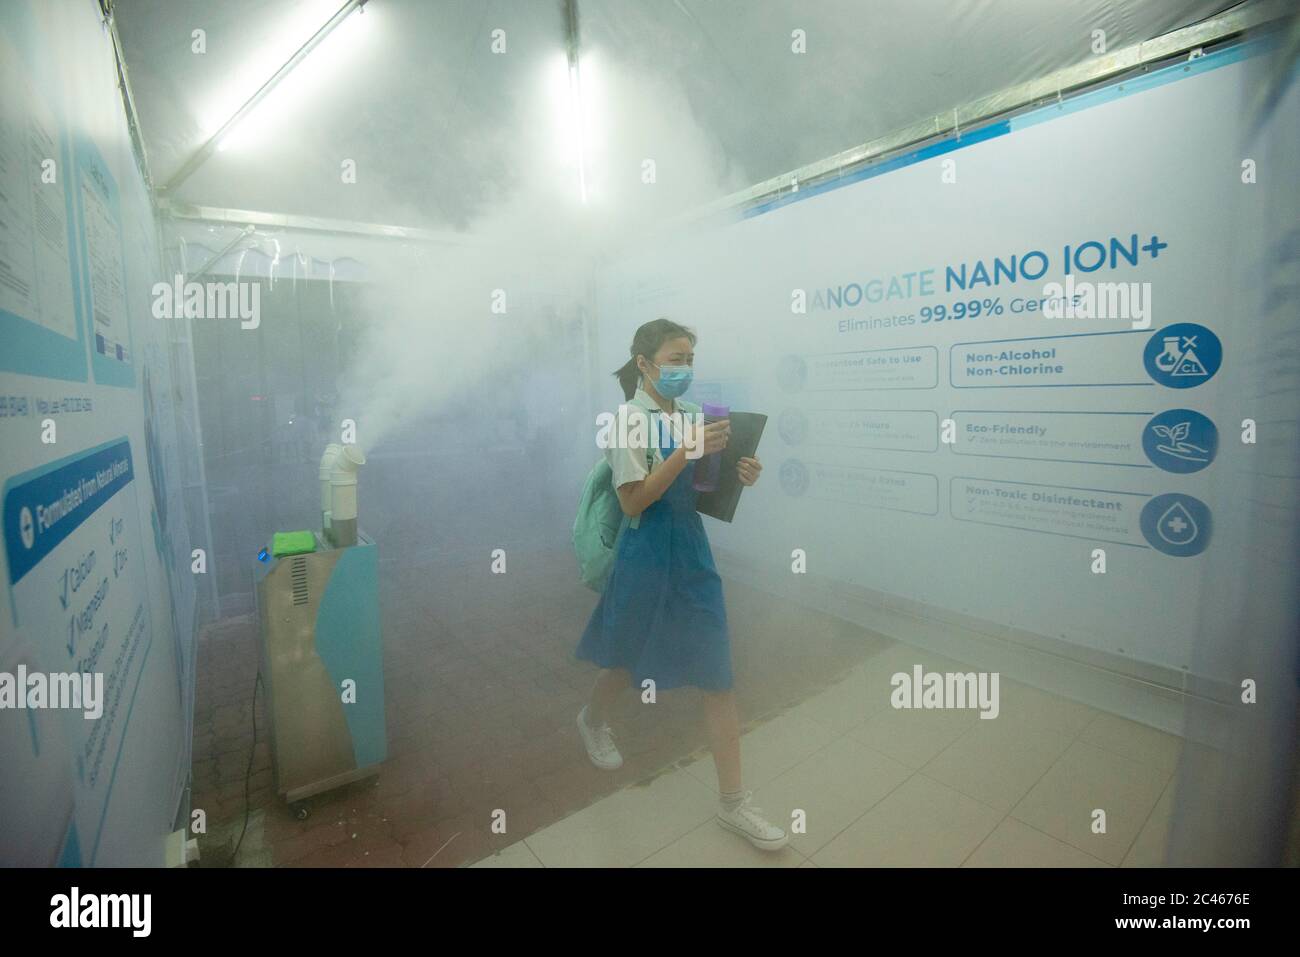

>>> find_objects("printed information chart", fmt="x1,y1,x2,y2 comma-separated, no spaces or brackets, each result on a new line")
952,331,1149,388
951,409,1219,473
80,164,129,364
781,460,938,514
779,347,938,392
2,438,153,864
951,477,1211,555
778,408,938,452
950,411,1152,466
0,33,76,340
951,325,1223,390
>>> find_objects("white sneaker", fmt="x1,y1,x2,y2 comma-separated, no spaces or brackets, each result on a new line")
716,791,789,851
577,705,623,770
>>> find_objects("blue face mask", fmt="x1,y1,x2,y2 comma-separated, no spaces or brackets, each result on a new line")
650,362,693,399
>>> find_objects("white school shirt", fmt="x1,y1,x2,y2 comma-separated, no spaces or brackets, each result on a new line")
606,388,693,490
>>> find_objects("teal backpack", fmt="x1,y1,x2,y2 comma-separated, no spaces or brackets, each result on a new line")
573,395,699,592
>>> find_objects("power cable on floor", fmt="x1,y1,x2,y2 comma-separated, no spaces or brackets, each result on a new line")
231,670,264,864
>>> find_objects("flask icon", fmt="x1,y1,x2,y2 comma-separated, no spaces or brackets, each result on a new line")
1143,324,1221,389
1155,336,1181,372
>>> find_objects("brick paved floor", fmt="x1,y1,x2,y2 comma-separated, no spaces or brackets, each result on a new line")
191,545,890,867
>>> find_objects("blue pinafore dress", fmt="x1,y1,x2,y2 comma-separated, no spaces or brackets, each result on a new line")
575,408,733,691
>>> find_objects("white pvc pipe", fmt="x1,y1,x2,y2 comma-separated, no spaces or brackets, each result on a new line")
329,444,366,546
319,443,342,530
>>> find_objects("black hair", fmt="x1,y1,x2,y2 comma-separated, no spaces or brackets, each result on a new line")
612,318,696,400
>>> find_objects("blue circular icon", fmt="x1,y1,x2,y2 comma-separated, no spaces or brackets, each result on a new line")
1144,323,1221,388
779,458,809,497
1140,493,1211,556
19,506,34,549
779,408,808,445
1142,409,1217,473
777,355,808,393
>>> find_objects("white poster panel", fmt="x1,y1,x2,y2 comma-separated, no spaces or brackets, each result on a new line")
594,45,1288,680
0,0,195,866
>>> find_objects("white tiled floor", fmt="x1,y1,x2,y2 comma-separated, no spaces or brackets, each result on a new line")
472,642,1183,868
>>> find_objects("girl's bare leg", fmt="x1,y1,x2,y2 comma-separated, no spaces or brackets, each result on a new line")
703,690,742,793
588,667,630,725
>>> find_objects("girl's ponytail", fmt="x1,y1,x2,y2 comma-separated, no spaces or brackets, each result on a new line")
614,357,640,401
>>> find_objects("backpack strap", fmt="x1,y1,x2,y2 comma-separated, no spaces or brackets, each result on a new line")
625,394,657,472
623,394,665,531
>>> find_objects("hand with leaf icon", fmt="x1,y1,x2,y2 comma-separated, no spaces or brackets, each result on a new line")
1152,421,1209,462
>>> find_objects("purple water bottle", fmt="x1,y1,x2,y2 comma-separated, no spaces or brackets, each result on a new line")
693,403,729,492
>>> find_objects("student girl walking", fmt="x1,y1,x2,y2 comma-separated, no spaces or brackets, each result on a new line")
575,318,787,851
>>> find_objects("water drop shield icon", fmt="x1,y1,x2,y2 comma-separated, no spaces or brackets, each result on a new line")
1157,501,1198,546
1140,493,1212,557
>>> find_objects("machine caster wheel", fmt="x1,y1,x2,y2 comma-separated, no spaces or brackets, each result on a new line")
292,802,310,821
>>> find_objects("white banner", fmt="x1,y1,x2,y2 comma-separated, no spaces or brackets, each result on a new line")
594,44,1291,679
0,0,195,866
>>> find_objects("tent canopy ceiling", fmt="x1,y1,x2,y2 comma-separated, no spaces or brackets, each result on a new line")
114,0,1239,230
